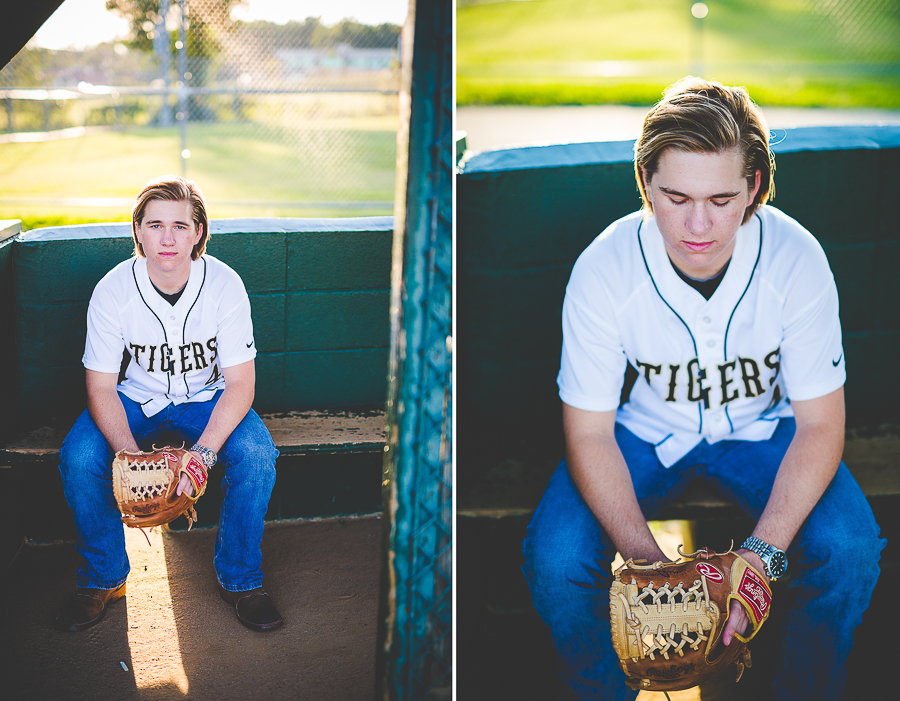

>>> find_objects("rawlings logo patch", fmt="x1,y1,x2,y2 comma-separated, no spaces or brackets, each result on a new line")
696,562,724,582
738,567,771,624
182,456,208,489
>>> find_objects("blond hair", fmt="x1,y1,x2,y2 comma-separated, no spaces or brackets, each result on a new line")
132,175,210,260
635,77,774,224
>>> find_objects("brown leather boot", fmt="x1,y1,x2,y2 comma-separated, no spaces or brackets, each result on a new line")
55,582,127,631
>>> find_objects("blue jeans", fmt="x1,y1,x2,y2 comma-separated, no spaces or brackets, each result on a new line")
59,391,278,592
522,419,885,701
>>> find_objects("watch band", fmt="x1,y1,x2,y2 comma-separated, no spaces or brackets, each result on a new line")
190,443,217,469
741,536,787,581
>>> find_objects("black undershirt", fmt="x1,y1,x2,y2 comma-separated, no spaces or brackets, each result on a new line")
151,281,186,306
671,258,730,300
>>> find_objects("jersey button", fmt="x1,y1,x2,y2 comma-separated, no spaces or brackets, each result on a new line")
706,339,715,347
703,316,712,324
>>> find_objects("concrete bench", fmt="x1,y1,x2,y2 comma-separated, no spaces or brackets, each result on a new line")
0,409,387,464
456,422,900,521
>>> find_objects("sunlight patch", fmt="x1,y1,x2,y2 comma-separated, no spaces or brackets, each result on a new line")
124,526,190,694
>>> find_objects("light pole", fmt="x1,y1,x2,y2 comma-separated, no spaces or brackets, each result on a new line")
177,0,189,176
155,0,172,127
691,2,709,76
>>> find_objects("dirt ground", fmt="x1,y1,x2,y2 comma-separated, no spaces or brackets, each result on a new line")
2,515,383,701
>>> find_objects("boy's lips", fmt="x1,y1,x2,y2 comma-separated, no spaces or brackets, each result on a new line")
684,241,714,252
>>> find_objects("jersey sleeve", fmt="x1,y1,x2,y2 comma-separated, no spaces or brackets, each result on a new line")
557,251,628,412
82,282,126,374
778,236,845,402
213,269,257,369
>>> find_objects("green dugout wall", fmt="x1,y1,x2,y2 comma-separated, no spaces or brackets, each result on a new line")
457,125,900,513
8,217,393,432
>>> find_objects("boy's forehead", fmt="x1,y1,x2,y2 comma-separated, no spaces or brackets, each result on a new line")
652,147,746,184
143,198,193,220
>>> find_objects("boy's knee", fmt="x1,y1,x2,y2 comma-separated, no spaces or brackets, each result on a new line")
60,435,112,481
831,530,885,581
222,442,277,489
241,442,277,472
796,466,885,580
524,531,611,599
796,523,885,587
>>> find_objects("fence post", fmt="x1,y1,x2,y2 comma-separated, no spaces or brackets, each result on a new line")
4,97,13,132
156,0,173,128
178,0,188,176
377,0,453,699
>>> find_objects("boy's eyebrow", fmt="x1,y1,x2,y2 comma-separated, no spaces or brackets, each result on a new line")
144,218,191,225
658,185,742,199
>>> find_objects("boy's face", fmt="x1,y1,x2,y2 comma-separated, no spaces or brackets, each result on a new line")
643,147,760,280
135,199,202,287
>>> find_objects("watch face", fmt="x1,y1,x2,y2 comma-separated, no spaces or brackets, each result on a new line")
769,550,787,577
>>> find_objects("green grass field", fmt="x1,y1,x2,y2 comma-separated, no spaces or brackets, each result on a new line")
457,0,900,107
0,118,399,230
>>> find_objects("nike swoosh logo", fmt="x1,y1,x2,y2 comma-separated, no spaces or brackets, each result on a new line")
246,341,254,348
832,354,843,366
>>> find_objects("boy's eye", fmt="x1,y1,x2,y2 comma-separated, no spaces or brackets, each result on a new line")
711,199,731,207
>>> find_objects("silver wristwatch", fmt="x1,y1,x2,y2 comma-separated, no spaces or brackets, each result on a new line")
741,536,787,581
190,443,217,469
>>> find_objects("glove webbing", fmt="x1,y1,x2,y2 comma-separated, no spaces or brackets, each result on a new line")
620,575,714,661
120,457,172,500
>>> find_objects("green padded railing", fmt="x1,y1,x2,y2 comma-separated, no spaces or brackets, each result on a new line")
8,217,393,432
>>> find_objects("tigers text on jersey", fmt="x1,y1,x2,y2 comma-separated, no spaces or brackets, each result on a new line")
558,205,845,468
83,255,256,417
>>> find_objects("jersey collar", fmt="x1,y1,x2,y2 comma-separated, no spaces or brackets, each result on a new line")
638,212,762,318
133,256,206,315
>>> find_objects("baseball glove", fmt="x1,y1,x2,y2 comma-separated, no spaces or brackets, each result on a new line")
112,445,209,530
609,545,772,693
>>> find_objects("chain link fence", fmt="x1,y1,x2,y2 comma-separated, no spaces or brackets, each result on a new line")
0,0,404,220
459,0,900,66
457,0,900,107
686,0,900,76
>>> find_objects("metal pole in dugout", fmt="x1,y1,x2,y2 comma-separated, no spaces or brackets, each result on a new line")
376,1,453,699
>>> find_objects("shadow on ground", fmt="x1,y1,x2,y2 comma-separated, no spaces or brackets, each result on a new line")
2,515,382,701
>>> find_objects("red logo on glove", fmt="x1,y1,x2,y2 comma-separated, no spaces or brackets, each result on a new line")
182,455,208,490
738,567,771,624
696,562,724,582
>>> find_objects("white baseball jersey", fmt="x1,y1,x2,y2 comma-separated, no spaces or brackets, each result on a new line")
558,205,845,468
83,254,256,417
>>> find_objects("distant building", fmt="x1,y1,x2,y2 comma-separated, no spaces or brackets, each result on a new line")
335,44,396,70
275,44,396,78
